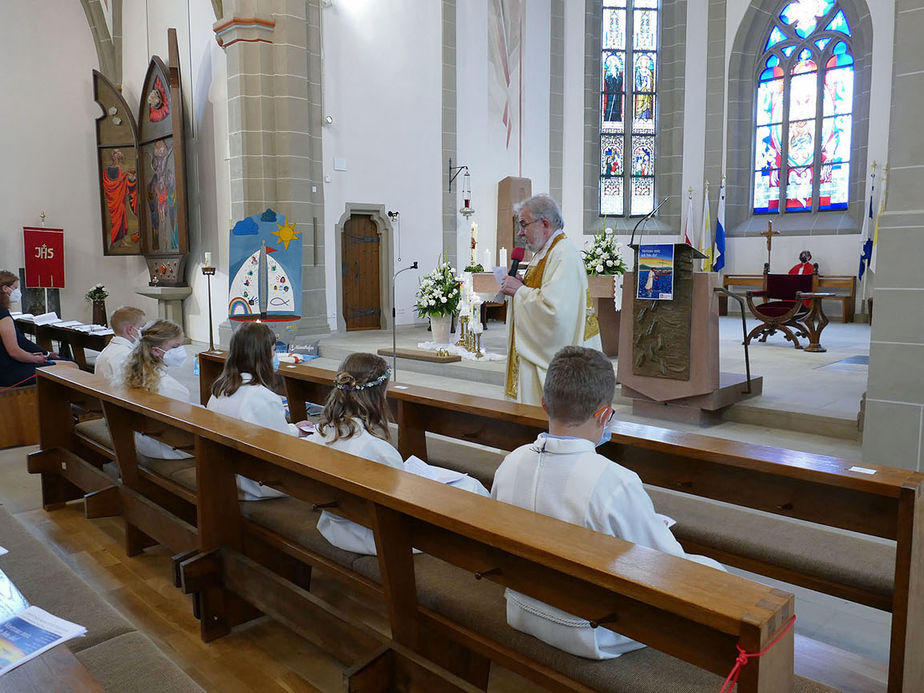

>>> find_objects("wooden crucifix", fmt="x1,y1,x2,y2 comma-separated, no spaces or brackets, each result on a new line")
760,220,780,271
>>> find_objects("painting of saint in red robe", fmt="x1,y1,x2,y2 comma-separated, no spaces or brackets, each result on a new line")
99,147,140,253
143,138,178,251
147,76,170,123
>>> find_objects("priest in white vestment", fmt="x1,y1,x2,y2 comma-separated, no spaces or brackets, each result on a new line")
500,194,602,405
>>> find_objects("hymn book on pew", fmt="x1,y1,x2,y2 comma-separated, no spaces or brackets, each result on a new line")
0,568,86,677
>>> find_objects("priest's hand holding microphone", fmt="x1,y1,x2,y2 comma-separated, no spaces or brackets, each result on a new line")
499,246,526,298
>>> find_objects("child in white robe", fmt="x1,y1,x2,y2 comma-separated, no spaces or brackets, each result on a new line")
206,322,297,500
312,353,403,555
491,346,725,660
94,306,146,382
121,319,193,462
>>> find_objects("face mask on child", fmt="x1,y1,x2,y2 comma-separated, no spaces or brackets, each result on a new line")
8,288,21,303
161,346,187,368
272,352,280,372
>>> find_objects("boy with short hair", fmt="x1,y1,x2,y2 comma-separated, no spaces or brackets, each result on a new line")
491,346,724,659
94,306,146,382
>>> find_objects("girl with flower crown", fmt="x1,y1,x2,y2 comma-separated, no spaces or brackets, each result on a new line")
314,352,402,555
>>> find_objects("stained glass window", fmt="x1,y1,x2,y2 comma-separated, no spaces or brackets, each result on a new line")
599,1,659,216
753,0,853,213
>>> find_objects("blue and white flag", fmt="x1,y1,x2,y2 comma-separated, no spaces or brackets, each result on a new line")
858,166,875,280
712,178,726,272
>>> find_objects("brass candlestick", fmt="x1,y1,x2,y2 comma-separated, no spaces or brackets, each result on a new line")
457,315,469,347
475,333,484,358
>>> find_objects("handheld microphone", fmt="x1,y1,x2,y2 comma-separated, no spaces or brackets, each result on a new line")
508,246,526,276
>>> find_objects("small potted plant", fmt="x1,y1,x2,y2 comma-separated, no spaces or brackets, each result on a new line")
85,283,109,326
415,259,460,344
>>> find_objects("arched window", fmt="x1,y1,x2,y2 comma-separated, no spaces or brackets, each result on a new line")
599,0,659,217
753,1,854,214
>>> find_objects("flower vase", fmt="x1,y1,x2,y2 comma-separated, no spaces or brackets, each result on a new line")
92,299,108,327
430,314,452,345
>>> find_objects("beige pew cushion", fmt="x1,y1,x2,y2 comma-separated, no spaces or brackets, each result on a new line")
74,418,114,451
352,554,834,693
240,496,364,570
76,631,204,692
647,487,895,600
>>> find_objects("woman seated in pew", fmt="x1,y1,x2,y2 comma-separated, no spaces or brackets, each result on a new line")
206,322,296,500
0,270,76,388
492,346,725,660
121,319,194,461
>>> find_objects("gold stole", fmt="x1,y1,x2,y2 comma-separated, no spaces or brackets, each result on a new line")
505,234,566,399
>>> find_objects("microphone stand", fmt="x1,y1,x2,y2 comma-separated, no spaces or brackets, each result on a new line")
391,261,418,381
629,195,673,249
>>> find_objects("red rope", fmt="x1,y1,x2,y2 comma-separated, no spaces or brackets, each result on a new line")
0,373,37,393
719,614,796,693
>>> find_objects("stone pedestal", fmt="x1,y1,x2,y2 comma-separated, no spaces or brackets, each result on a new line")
136,286,192,329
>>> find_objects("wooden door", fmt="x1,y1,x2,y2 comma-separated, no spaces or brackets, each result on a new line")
342,215,382,330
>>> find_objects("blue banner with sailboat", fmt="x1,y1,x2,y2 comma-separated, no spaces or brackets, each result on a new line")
228,208,302,322
636,243,674,301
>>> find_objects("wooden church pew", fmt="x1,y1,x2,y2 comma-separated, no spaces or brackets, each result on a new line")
197,351,923,692
35,365,807,692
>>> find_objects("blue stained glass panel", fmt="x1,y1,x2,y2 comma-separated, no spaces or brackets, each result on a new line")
767,55,781,67
755,124,783,169
782,45,797,57
823,66,854,115
756,78,784,126
601,135,623,176
780,0,835,38
601,178,624,216
765,26,787,51
789,70,817,120
815,37,830,51
631,177,654,216
633,10,657,51
788,119,816,167
602,8,626,50
786,166,814,211
821,115,851,164
825,9,850,35
753,169,781,213
818,163,849,210
631,136,655,176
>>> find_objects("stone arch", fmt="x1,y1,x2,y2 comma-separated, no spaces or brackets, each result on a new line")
79,0,122,84
725,0,873,235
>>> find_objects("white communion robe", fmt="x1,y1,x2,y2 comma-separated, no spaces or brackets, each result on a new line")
206,373,293,500
505,231,602,405
492,434,725,659
132,370,195,461
94,335,134,382
314,421,405,555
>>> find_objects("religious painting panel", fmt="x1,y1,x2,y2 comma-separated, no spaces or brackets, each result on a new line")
140,137,180,253
601,135,623,176
98,146,141,254
787,119,815,168
601,52,625,131
93,70,142,256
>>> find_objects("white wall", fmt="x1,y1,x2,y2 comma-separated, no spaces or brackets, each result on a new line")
0,1,155,322
321,1,445,327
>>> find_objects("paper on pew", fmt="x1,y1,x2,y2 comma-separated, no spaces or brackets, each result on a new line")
656,513,677,529
404,455,468,485
91,327,114,335
33,312,61,325
0,606,87,677
16,314,35,322
55,320,83,328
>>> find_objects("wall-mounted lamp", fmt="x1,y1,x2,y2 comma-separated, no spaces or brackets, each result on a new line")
448,158,475,219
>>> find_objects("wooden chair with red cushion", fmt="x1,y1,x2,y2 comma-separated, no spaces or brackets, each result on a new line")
745,271,817,349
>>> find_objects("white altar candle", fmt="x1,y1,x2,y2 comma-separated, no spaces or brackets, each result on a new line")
499,247,507,268
483,248,492,269
204,251,213,267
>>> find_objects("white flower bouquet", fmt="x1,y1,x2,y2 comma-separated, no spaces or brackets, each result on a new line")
415,259,460,318
583,229,628,276
85,283,109,302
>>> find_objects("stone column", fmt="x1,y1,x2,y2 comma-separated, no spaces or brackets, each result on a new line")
862,1,924,470
214,0,328,340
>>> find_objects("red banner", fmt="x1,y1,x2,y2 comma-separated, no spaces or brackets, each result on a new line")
23,227,65,288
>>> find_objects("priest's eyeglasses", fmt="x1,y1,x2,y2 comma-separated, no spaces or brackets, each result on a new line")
518,218,541,229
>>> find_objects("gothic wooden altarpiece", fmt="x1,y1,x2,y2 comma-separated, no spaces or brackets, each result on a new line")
93,29,189,286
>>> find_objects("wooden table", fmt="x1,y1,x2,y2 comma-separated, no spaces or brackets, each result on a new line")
14,320,112,371
797,292,834,353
